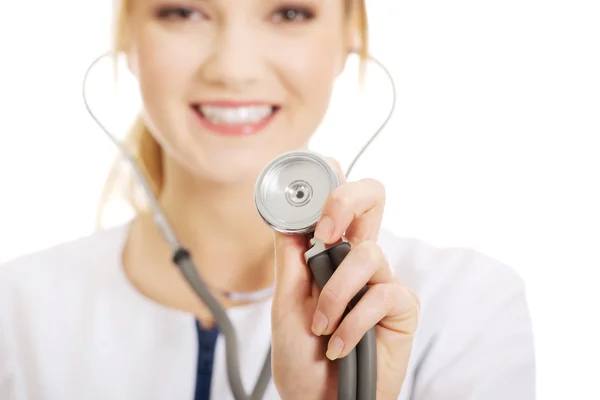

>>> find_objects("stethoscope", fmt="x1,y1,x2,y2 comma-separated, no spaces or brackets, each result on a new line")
82,50,396,400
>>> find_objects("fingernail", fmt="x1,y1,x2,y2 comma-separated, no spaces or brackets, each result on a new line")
326,336,344,360
315,216,335,242
311,310,328,336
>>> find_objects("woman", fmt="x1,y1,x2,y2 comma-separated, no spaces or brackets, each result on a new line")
0,0,536,399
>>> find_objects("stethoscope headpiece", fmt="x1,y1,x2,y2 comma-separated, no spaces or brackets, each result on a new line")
254,150,341,235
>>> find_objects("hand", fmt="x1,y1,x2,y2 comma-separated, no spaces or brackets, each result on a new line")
270,161,420,400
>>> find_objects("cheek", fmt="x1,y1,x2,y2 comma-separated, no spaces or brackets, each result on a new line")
130,23,209,151
132,25,200,112
271,34,346,130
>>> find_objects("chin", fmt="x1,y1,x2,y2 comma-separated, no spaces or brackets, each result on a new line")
179,147,281,186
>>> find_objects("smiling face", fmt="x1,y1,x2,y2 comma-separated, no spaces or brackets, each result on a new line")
122,0,356,184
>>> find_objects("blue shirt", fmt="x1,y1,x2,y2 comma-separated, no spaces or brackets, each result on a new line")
194,321,219,400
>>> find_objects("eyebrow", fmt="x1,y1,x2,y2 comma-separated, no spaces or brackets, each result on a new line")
190,0,326,7
247,0,325,7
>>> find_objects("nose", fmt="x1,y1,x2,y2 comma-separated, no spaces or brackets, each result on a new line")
199,22,263,89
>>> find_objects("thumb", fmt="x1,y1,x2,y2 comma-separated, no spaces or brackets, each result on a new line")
273,231,312,305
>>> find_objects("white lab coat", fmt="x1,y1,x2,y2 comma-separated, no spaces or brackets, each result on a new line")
0,223,536,399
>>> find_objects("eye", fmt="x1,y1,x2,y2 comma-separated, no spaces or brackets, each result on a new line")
271,7,315,23
156,7,205,21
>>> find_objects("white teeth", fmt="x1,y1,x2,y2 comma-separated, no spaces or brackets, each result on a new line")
199,105,274,125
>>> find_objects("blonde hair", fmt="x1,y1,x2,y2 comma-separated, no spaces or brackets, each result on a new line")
98,0,369,225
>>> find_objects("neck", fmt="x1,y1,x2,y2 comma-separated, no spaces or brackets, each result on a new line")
159,159,275,293
125,157,275,305
121,156,276,325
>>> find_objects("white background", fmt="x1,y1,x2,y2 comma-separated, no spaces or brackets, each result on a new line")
1,0,599,398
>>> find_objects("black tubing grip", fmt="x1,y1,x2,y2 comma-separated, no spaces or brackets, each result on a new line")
338,348,358,400
328,241,351,269
356,328,377,400
307,252,335,291
172,248,191,264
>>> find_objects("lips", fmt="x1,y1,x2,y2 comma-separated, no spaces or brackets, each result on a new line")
191,102,280,136
195,104,276,125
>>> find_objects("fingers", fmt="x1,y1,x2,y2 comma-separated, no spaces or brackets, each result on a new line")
325,282,419,360
314,178,385,245
311,240,393,337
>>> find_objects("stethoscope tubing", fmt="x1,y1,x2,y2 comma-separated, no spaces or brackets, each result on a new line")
307,240,378,399
82,50,397,400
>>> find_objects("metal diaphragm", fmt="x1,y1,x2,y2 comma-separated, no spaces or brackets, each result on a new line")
254,150,340,234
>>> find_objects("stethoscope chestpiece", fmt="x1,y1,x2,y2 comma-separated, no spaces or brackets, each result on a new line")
254,150,341,235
